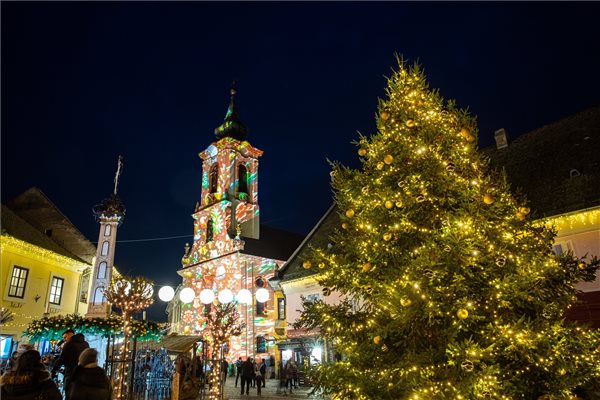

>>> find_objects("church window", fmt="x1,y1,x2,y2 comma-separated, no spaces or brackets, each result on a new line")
238,164,248,194
97,262,107,279
104,225,111,236
210,164,219,194
206,218,214,242
101,241,109,256
93,287,105,304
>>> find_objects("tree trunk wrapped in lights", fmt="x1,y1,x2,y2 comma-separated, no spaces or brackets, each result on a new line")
203,302,243,400
296,57,600,399
104,277,154,400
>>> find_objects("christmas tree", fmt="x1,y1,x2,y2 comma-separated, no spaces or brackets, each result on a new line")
297,58,600,399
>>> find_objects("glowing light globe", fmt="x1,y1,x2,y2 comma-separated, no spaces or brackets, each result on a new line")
236,289,252,304
158,286,175,302
179,287,195,304
217,289,233,304
199,289,215,305
255,288,269,303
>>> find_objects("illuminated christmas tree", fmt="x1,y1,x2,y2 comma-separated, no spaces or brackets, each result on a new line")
297,58,600,399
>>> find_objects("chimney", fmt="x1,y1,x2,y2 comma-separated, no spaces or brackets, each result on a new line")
494,128,509,149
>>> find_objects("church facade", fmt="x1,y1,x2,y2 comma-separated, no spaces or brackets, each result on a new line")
168,87,285,361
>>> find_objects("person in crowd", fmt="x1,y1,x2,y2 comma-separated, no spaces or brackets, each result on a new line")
234,357,242,388
6,352,19,371
221,359,228,383
284,360,298,393
253,358,263,396
278,361,287,394
259,358,266,388
52,329,89,395
240,357,254,396
0,349,61,400
68,348,111,400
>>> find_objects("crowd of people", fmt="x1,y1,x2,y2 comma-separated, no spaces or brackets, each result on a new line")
0,329,111,400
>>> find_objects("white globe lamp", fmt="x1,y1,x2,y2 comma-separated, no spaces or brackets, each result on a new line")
158,286,175,302
255,288,269,303
199,289,215,305
217,289,233,304
236,289,252,304
179,287,195,304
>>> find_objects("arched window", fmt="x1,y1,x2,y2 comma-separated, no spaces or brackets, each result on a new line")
238,164,248,194
97,262,107,279
210,164,219,194
104,225,111,236
93,287,105,304
101,242,109,256
206,218,214,243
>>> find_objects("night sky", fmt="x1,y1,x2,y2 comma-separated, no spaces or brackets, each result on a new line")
3,2,600,320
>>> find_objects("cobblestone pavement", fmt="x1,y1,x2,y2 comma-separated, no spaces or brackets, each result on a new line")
217,376,328,400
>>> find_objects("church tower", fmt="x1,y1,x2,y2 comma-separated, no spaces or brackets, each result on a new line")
173,86,284,360
86,156,126,318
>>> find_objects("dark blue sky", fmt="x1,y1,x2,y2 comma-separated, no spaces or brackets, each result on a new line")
3,2,600,319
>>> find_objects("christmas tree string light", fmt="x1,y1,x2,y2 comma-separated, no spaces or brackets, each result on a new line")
295,57,600,399
104,276,154,400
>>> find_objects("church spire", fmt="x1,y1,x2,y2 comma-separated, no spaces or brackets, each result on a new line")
214,82,249,141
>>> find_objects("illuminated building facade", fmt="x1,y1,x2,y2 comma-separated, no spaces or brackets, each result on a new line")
1,188,95,353
170,87,299,361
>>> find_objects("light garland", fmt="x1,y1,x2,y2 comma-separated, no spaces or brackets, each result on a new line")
0,234,88,271
537,207,600,233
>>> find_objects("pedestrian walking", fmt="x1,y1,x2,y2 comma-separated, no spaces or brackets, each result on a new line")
234,357,242,388
253,358,263,396
0,349,61,400
53,329,89,395
240,357,254,396
68,348,111,400
222,359,229,383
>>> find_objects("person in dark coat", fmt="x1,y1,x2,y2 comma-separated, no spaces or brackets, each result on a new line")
53,329,89,395
239,357,254,396
0,349,61,400
68,348,111,400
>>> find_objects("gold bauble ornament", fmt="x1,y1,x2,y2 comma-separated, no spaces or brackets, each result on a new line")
376,162,384,170
395,201,403,208
383,232,392,241
461,361,474,372
516,211,525,221
483,194,495,204
460,127,475,142
457,308,469,319
341,222,349,230
559,368,566,376
373,336,381,345
318,263,325,269
385,200,394,209
345,209,355,218
578,262,587,270
384,154,394,165
302,260,312,269
406,119,416,128
400,297,412,307
380,110,391,120
358,148,367,157
361,262,372,272
520,207,530,215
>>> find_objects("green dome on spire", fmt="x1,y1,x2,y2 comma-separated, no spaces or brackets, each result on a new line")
214,83,248,141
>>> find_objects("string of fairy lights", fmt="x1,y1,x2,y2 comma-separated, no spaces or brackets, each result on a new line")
293,59,600,399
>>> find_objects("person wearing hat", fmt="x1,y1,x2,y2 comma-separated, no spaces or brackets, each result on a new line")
68,348,111,400
1,349,61,400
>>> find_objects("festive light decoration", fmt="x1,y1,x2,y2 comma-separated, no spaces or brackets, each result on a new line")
158,285,175,302
24,314,163,342
179,287,196,303
104,276,154,400
236,288,252,305
200,288,216,305
217,288,233,304
255,288,269,303
294,58,600,399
